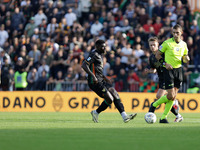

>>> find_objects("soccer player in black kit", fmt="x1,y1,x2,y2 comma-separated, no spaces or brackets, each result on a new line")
145,37,183,122
82,39,137,123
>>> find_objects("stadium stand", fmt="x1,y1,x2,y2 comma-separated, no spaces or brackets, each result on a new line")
0,0,199,92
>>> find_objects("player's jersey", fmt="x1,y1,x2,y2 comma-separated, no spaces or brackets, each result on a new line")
84,49,104,84
149,53,164,80
159,37,188,68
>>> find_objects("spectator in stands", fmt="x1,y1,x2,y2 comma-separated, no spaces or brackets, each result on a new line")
126,56,139,73
70,58,81,74
35,70,48,91
46,17,59,37
190,20,199,36
28,43,41,68
38,59,49,77
0,49,11,65
54,70,64,91
153,16,163,35
146,0,155,19
64,8,77,27
125,5,135,20
164,0,176,15
14,57,28,91
90,19,103,36
143,19,154,33
120,43,132,68
38,19,48,41
34,8,47,27
65,66,77,82
24,17,37,37
0,0,197,92
127,70,140,92
103,56,110,76
11,7,26,31
1,56,13,91
115,68,128,92
51,46,68,78
0,24,9,47
43,46,54,67
27,67,38,91
112,56,123,75
139,8,149,26
153,0,165,18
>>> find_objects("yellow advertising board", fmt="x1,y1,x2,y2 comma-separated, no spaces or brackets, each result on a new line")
0,92,199,112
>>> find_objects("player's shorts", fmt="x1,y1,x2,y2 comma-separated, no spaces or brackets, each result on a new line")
158,77,165,89
163,67,183,89
88,81,112,98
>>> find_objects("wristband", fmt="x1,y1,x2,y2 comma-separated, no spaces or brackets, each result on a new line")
163,62,166,66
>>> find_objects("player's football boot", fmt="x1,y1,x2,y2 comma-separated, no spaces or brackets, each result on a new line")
159,118,169,123
123,113,137,123
174,115,183,122
149,102,156,113
91,110,99,123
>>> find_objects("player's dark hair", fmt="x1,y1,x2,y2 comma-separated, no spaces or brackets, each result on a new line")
173,24,182,31
95,39,105,47
148,36,158,43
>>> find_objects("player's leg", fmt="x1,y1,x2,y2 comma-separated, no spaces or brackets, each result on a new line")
173,68,184,122
149,89,166,112
108,87,137,123
89,83,114,123
159,88,176,123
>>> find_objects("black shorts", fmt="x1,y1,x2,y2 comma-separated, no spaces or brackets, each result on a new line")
158,78,165,89
88,81,112,98
163,67,183,89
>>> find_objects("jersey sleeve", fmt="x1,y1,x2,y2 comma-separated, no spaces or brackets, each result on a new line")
159,41,168,53
183,43,189,55
84,52,96,65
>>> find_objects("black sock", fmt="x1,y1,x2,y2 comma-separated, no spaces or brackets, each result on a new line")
96,101,109,114
149,102,156,113
114,99,125,113
171,106,178,116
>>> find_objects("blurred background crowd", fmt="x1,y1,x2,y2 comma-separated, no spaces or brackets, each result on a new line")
0,0,200,92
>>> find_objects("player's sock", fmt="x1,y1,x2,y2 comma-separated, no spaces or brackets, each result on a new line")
93,110,98,114
121,111,127,119
153,95,169,108
96,101,109,114
161,100,173,120
114,98,125,113
171,106,178,116
176,113,182,118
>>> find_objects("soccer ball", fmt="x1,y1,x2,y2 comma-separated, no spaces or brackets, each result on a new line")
144,112,157,124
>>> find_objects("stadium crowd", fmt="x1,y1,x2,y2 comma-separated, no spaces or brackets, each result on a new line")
0,0,199,92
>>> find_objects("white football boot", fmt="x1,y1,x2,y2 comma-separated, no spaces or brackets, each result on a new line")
123,113,137,123
91,110,99,123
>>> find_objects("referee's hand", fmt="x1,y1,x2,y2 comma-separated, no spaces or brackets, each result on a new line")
165,63,173,70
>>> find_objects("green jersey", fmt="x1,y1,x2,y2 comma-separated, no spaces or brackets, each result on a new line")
159,37,188,68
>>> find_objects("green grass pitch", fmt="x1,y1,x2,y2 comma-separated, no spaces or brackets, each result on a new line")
0,112,200,150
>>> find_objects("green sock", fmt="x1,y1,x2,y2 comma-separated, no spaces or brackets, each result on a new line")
161,100,174,120
153,95,169,108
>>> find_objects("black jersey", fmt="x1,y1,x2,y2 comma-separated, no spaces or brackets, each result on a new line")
149,53,164,79
84,49,104,84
